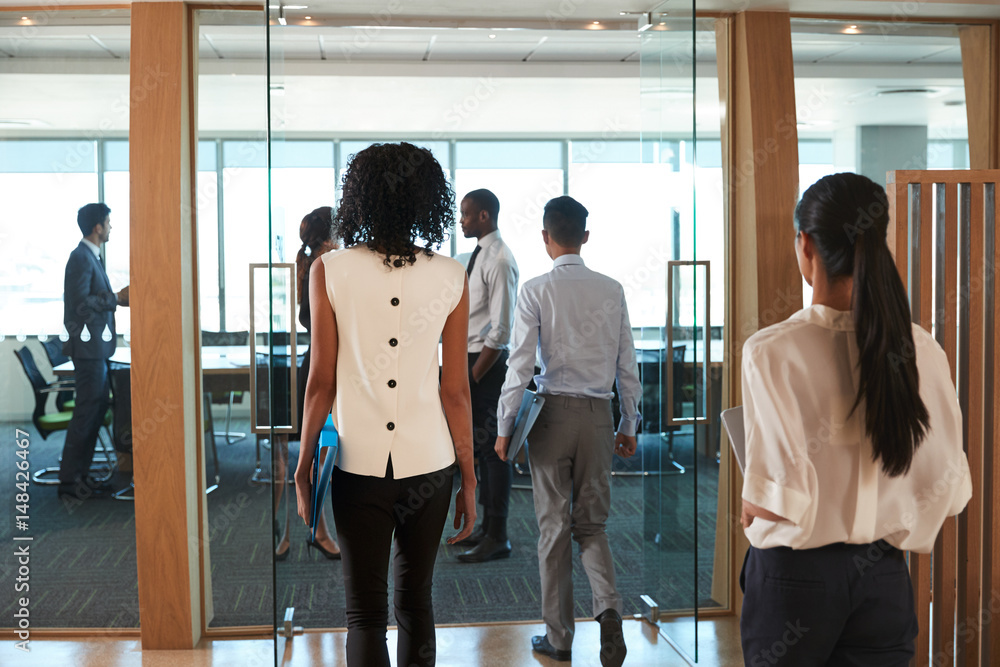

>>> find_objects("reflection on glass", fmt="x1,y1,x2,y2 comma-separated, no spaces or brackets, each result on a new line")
792,18,970,192
0,9,139,631
196,9,274,630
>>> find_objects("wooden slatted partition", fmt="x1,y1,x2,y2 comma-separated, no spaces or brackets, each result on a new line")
887,169,1000,667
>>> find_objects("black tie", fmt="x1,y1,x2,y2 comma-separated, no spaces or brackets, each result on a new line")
466,245,482,276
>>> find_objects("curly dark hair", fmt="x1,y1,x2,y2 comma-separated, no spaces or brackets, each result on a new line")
335,142,454,267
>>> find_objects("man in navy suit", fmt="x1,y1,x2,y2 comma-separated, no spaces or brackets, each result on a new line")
60,203,129,501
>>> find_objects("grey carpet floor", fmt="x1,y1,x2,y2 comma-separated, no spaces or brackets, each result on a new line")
0,418,725,630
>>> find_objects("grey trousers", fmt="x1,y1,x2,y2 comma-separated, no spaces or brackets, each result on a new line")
527,394,623,652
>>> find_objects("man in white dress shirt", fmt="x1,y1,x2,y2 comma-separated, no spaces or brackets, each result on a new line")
455,188,520,563
494,196,640,667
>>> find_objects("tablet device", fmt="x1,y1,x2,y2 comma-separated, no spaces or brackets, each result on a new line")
721,406,746,473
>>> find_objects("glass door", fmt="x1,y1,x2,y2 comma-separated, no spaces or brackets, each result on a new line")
639,0,702,661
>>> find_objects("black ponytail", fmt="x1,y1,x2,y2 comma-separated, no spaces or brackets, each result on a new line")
795,173,930,477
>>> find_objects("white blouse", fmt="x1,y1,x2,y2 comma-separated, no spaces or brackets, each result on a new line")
321,247,466,478
741,305,971,553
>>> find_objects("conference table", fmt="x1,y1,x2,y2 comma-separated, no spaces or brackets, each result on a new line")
54,345,305,490
53,345,263,380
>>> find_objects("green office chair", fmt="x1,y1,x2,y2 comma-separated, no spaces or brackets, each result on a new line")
15,345,115,486
40,338,75,412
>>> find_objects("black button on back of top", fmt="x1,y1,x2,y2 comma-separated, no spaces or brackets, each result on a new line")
388,379,397,388
389,338,398,347
391,298,400,306
393,259,404,268
387,422,395,431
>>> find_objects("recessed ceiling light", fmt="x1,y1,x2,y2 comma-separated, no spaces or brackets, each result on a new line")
593,21,600,25
843,24,860,34
21,16,28,20
304,15,311,19
489,34,496,39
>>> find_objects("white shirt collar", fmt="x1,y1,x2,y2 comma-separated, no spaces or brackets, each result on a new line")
477,229,501,249
552,254,585,269
789,304,854,331
81,238,101,258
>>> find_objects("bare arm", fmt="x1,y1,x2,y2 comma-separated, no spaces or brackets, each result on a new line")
294,260,338,523
741,499,789,529
440,276,477,543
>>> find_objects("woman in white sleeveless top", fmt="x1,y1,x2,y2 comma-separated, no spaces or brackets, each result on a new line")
739,173,971,665
294,142,476,667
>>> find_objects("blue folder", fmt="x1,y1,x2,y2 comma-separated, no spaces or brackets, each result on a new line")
507,390,545,462
310,414,339,543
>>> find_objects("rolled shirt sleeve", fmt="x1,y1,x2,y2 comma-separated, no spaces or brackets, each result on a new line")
740,344,816,529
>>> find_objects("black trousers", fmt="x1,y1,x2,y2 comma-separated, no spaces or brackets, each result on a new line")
740,541,917,666
331,459,454,667
59,357,110,484
469,350,511,521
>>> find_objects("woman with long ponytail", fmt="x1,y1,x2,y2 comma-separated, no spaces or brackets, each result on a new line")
738,173,971,665
274,206,341,561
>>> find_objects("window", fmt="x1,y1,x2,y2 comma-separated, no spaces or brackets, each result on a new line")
454,141,564,284
0,140,101,337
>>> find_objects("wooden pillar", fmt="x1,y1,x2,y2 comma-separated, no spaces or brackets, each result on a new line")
724,11,802,611
129,2,203,649
959,25,999,169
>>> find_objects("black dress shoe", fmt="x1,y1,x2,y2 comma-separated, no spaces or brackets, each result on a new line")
531,635,571,662
58,481,113,501
597,608,627,667
456,535,511,563
454,524,486,548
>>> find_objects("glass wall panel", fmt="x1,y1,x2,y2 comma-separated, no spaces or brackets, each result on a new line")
639,2,699,658
454,140,564,282
791,19,972,311
792,19,970,195
262,3,703,659
0,8,138,632
195,9,273,632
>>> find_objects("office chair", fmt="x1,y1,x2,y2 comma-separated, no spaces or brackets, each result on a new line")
40,338,75,412
14,346,115,486
201,330,249,444
662,344,689,474
250,349,297,484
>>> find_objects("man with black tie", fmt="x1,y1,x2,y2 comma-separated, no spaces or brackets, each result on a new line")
455,188,519,562
60,203,129,501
